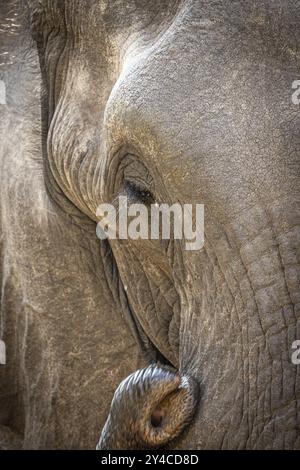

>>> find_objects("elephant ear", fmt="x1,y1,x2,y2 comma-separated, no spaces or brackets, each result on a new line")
0,1,145,449
0,1,43,449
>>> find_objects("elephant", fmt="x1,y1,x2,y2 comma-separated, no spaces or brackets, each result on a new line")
0,0,300,449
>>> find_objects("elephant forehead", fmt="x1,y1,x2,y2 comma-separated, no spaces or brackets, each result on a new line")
104,4,300,215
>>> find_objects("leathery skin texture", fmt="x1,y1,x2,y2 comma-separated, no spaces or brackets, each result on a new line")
0,0,299,449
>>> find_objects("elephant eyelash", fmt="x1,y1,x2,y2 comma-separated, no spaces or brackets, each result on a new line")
123,180,155,206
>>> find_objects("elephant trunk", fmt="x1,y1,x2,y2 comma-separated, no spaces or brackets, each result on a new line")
97,364,199,450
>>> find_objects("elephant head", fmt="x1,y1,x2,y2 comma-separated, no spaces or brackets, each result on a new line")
12,0,300,449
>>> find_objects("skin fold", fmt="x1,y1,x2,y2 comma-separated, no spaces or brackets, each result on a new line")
0,0,299,449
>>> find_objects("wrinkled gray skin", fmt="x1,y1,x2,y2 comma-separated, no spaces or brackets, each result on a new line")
0,0,300,450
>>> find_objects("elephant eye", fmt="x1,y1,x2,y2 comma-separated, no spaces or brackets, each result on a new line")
124,180,155,206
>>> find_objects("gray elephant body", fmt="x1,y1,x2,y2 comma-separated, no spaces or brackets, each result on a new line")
0,0,299,449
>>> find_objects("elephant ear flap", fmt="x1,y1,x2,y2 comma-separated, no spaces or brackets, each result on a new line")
138,372,198,449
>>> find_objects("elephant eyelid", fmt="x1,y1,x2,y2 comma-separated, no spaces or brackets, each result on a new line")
123,180,155,205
